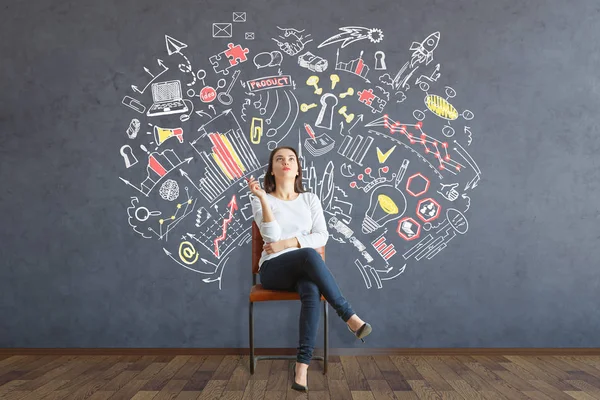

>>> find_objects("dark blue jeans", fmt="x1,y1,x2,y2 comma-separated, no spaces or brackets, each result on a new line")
259,247,355,365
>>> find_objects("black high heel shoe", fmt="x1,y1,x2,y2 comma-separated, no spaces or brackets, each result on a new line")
291,369,308,392
348,322,372,343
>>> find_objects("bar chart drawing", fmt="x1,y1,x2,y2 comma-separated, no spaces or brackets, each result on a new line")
191,127,262,203
119,146,192,197
335,49,371,83
371,233,397,262
337,133,373,166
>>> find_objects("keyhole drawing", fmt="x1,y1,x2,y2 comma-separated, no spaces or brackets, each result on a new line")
315,94,338,130
120,145,138,168
374,51,386,70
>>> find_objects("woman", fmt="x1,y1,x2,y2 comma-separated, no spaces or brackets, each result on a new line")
247,146,372,392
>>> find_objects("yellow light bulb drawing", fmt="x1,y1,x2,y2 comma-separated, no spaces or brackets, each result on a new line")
362,185,407,234
378,194,398,214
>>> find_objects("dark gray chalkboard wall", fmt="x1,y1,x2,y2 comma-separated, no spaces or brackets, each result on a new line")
1,0,599,349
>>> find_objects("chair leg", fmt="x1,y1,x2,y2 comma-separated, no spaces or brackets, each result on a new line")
323,300,328,375
249,301,255,374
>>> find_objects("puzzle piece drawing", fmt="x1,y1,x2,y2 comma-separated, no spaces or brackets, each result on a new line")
357,89,387,113
209,43,250,75
224,43,249,66
358,89,375,106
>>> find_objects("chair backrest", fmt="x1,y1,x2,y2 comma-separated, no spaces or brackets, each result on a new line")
251,221,325,275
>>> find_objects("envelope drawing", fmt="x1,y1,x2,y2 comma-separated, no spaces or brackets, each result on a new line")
233,12,246,22
245,32,255,40
212,23,232,38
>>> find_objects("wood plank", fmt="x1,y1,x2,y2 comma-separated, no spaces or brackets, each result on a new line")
390,357,423,381
445,379,487,400
565,380,600,398
152,379,188,399
522,391,554,400
526,380,577,400
224,357,251,391
106,378,148,400
503,356,578,391
340,356,369,391
141,355,190,391
196,379,228,400
563,392,598,400
0,354,597,400
328,379,352,400
356,356,385,380
241,379,267,400
407,380,443,400
367,379,396,400
265,360,288,391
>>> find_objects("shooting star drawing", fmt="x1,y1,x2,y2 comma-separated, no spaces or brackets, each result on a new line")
318,26,384,48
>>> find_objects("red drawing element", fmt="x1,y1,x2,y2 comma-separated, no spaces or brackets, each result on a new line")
304,123,316,140
381,245,395,260
372,236,396,260
148,154,167,177
357,89,375,106
355,57,364,76
200,86,217,103
213,195,238,257
224,43,249,66
356,88,386,112
172,128,184,143
350,182,357,188
382,166,389,173
397,217,421,241
382,115,462,172
416,198,442,222
365,167,372,174
358,174,363,180
247,75,292,91
406,173,430,197
209,133,244,179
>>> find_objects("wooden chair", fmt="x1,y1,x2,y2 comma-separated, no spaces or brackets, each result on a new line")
249,221,329,374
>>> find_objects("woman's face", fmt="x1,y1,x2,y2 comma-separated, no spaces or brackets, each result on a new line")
271,149,298,181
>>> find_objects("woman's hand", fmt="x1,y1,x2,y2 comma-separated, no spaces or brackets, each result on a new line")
263,240,287,254
246,175,266,200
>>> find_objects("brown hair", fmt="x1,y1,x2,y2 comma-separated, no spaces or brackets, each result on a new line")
263,146,306,194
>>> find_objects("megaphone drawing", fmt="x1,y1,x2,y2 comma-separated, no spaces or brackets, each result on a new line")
154,126,184,146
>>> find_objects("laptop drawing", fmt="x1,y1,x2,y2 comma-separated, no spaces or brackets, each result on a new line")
146,80,188,117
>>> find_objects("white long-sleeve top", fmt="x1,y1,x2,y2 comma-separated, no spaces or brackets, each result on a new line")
251,192,329,270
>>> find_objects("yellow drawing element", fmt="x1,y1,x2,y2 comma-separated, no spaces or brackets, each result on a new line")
250,117,263,144
300,103,317,112
221,135,246,173
212,134,246,180
338,106,354,123
306,76,322,95
378,194,399,214
154,126,177,145
212,153,233,180
376,145,396,163
330,74,340,89
425,94,459,120
339,87,354,99
179,241,199,265
159,199,193,224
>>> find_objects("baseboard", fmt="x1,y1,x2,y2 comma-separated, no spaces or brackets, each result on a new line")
2,348,600,356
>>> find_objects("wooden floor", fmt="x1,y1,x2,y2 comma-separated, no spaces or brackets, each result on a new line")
2,354,600,399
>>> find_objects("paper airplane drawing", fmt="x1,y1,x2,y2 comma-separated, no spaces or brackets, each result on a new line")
165,35,188,55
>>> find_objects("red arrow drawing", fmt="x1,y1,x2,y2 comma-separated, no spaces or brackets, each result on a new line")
213,195,238,257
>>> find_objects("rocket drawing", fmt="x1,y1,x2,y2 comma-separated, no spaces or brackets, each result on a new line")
409,31,440,67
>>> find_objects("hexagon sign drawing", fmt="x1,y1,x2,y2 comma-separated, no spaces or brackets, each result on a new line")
416,198,441,222
397,217,421,241
406,173,430,197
